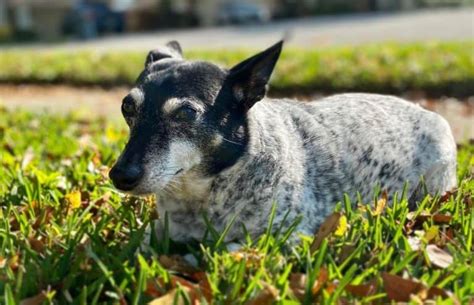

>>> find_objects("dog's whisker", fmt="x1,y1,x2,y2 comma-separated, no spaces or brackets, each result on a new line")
222,137,244,146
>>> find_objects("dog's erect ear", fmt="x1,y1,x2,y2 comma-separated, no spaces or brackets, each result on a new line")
166,40,182,55
227,40,283,111
145,40,183,67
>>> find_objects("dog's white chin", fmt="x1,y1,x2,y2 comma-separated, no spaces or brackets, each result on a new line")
136,140,203,195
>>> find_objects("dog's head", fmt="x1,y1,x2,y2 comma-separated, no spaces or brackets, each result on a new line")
109,40,283,194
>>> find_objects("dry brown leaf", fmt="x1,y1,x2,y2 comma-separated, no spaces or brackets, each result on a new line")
289,268,328,300
94,192,111,206
406,211,452,236
439,189,457,204
382,273,425,302
411,213,452,225
146,273,212,304
32,207,53,230
345,280,377,297
431,214,452,224
159,255,200,275
426,244,453,268
439,228,455,247
312,268,328,295
145,280,165,299
245,282,279,305
19,292,47,305
338,244,356,262
310,212,341,253
289,273,306,300
463,194,473,212
325,281,338,295
28,237,45,253
427,286,460,304
191,272,212,303
148,287,192,305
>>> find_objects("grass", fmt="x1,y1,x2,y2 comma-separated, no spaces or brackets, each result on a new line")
0,106,472,304
0,41,473,96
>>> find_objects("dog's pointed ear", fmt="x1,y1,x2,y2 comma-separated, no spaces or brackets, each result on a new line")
145,40,183,67
165,40,182,55
227,40,283,111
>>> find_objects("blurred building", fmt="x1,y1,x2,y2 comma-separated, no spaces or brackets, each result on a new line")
0,0,469,41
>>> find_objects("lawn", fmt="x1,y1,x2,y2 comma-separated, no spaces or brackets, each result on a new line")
0,106,472,304
0,41,473,96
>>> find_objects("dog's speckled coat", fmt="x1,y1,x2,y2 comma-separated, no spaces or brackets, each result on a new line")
157,94,457,241
109,41,457,243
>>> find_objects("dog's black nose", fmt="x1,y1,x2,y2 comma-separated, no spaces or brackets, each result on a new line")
109,164,144,191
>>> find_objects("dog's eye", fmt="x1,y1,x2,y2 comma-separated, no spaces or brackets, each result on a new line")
122,98,136,116
175,106,197,121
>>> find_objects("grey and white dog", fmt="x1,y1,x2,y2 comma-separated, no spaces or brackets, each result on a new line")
109,41,457,243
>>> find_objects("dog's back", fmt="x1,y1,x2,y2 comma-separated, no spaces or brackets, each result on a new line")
208,93,457,239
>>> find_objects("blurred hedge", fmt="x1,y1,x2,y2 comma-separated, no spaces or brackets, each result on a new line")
0,41,473,96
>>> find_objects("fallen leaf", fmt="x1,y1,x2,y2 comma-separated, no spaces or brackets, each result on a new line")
325,281,338,295
439,189,457,204
426,286,459,304
289,268,328,300
0,256,6,268
407,236,422,251
65,190,82,210
191,272,212,303
28,237,45,253
440,228,455,245
424,226,439,242
147,274,211,304
382,272,424,302
345,280,377,297
431,214,452,224
334,215,348,237
230,249,263,268
92,152,102,166
32,206,53,230
289,273,306,300
312,268,328,295
245,282,279,305
94,192,111,206
21,147,35,170
426,244,453,268
310,212,341,253
148,287,192,305
9,253,20,271
372,191,387,216
20,292,46,305
338,244,356,262
145,280,165,298
408,212,452,226
159,255,200,275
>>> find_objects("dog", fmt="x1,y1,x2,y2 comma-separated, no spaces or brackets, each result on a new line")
109,40,457,243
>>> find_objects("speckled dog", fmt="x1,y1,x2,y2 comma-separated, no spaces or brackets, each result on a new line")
109,41,457,243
